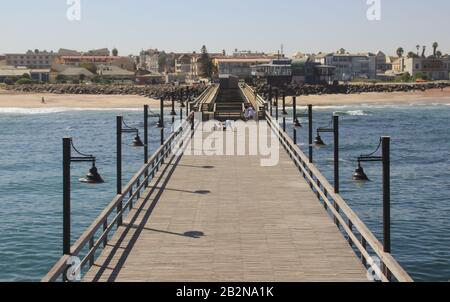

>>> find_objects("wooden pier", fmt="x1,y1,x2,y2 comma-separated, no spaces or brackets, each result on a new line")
43,84,413,282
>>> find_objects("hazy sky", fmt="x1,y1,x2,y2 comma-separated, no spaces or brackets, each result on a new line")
1,0,449,56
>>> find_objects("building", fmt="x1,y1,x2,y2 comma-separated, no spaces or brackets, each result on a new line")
139,49,162,73
291,58,335,85
96,65,135,82
175,54,193,74
56,67,94,82
55,56,135,71
251,58,292,85
5,50,58,69
393,57,449,80
213,57,273,79
314,49,377,81
375,51,393,73
0,67,50,83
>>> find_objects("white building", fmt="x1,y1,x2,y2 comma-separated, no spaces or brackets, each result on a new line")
315,49,377,81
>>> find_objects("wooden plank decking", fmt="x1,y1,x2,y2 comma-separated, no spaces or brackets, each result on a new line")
84,125,368,282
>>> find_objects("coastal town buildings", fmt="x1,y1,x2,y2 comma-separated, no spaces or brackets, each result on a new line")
392,57,449,80
5,50,58,69
213,57,273,79
314,49,377,81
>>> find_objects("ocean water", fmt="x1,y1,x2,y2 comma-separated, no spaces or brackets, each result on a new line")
0,104,449,282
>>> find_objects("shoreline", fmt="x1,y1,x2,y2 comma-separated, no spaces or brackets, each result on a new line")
1,88,450,109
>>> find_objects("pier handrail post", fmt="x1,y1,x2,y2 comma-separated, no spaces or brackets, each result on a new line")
269,85,273,116
116,116,123,226
275,89,279,120
334,115,339,194
382,136,391,278
144,105,149,188
144,105,149,164
170,92,177,116
157,97,164,128
282,91,287,115
63,138,71,257
308,105,313,163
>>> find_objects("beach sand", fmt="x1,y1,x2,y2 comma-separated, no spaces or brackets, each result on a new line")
1,87,450,109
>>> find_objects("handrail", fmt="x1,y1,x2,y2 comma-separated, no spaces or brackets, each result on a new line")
265,113,413,282
42,113,194,282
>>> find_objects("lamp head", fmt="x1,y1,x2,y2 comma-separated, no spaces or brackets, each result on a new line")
80,164,104,184
353,163,370,182
294,119,302,128
314,134,326,146
132,135,145,147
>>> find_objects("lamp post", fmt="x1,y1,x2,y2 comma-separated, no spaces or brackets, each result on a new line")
308,105,313,163
269,85,273,116
353,137,391,257
180,87,186,108
116,116,144,226
275,89,279,120
170,91,177,116
314,116,340,194
62,138,104,257
293,96,301,128
282,91,288,115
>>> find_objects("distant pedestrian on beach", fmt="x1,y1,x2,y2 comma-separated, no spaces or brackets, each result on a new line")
41,97,46,104
244,105,250,121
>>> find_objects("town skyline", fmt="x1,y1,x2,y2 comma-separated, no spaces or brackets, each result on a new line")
1,0,449,56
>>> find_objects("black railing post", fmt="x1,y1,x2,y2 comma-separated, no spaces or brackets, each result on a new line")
144,105,149,188
62,138,71,257
334,115,339,194
308,104,313,163
275,89,279,120
170,92,176,116
144,105,149,164
283,117,286,132
282,91,287,115
269,86,273,116
116,116,123,227
158,97,164,128
382,137,391,254
293,96,297,124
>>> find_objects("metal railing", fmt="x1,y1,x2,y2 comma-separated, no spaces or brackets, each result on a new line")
42,113,194,282
265,113,413,282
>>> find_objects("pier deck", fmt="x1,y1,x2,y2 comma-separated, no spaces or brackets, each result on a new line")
84,129,368,282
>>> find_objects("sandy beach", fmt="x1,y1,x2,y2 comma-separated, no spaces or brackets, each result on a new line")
1,87,450,109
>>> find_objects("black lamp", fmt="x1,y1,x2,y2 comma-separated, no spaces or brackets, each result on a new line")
132,135,144,147
314,132,326,146
353,162,370,182
121,119,145,148
80,161,104,184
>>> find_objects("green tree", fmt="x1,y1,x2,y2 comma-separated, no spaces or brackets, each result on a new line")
200,45,213,78
21,73,31,79
432,42,439,57
79,74,86,82
112,48,119,56
396,47,404,58
158,52,168,73
436,50,443,58
407,51,418,58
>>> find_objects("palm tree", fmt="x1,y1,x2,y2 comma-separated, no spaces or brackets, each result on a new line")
416,45,421,56
436,50,442,58
432,42,439,57
396,47,404,58
422,46,426,58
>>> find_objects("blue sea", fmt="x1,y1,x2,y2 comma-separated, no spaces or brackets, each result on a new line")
0,103,449,282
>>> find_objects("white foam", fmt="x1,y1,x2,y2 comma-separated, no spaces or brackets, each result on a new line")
0,107,142,115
